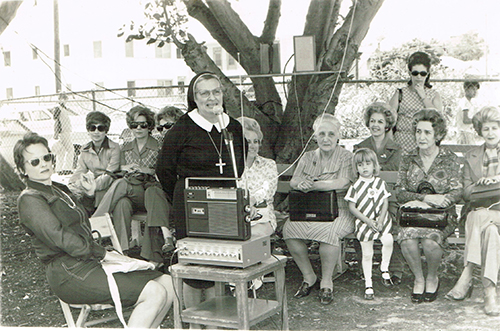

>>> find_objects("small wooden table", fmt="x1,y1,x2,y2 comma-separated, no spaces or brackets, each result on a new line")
170,255,288,330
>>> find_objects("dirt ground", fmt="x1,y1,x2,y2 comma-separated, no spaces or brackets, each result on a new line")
2,190,500,330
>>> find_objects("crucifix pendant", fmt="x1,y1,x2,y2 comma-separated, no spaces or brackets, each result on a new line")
216,158,226,174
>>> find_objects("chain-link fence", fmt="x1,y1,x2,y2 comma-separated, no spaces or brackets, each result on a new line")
1,80,499,171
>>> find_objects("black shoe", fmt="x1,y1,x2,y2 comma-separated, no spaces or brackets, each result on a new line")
391,275,402,286
411,292,424,303
319,288,334,305
381,271,394,287
424,282,440,302
294,281,317,298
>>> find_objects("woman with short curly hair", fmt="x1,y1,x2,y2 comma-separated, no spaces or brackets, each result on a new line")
395,109,462,303
446,106,500,316
93,106,173,265
355,102,402,171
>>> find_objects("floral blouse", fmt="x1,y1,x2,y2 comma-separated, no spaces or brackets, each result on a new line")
240,155,278,228
395,147,463,205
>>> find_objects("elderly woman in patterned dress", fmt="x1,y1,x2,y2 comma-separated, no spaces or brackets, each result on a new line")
446,106,500,316
283,114,356,305
237,116,278,237
389,51,443,153
92,106,172,265
395,109,462,303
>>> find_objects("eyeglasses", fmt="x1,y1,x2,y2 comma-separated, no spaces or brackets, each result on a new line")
87,124,107,132
196,89,222,98
130,121,149,129
25,153,55,167
411,71,428,77
156,123,174,132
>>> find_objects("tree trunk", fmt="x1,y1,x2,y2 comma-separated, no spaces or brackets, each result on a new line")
0,1,23,36
0,153,24,192
275,0,384,163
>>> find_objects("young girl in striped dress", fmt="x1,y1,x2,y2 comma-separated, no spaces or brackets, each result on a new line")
345,148,393,300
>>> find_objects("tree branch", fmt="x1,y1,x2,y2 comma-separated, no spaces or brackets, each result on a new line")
259,0,281,44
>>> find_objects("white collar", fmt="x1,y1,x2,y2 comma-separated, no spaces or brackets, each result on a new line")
358,176,375,183
188,109,230,133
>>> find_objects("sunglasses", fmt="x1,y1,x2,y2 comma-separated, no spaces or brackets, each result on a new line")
25,153,55,167
156,123,174,132
411,71,428,77
130,121,149,129
87,124,107,132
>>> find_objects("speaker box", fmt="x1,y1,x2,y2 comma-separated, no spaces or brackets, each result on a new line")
293,35,316,72
184,178,251,241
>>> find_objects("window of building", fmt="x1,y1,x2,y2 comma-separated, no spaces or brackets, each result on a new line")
176,47,183,59
177,77,185,94
32,48,38,60
125,41,134,58
155,43,171,58
6,87,13,99
93,41,102,58
127,81,136,97
157,80,173,96
35,86,40,96
227,54,237,70
63,44,70,57
3,51,11,66
213,47,222,67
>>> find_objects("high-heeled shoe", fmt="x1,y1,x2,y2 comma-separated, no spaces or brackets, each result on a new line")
294,280,318,298
424,282,440,302
411,292,424,303
445,282,473,301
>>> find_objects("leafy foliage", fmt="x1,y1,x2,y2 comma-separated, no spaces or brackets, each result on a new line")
117,0,188,47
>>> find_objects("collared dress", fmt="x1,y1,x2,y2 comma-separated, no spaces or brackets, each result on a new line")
69,136,120,206
282,147,356,247
240,155,278,231
394,86,439,153
345,176,392,242
17,180,161,306
395,146,463,246
354,135,402,171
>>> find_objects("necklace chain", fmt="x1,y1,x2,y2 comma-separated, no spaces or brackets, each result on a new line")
207,131,223,158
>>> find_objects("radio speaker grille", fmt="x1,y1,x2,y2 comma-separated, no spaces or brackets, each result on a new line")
208,203,238,235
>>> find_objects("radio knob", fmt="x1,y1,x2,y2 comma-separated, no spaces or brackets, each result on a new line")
244,205,251,213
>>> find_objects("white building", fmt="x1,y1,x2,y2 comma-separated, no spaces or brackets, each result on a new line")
0,0,247,100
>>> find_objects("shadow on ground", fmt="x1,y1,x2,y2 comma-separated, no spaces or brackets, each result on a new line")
2,190,500,329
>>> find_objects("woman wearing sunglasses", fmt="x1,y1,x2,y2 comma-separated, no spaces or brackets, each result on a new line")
68,111,120,211
92,106,173,266
389,51,443,153
152,105,184,146
15,133,174,328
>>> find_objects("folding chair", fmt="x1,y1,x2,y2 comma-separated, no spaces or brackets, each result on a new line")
59,213,127,327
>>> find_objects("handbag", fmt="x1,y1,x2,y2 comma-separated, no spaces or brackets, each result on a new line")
470,182,500,210
289,190,338,222
397,205,453,229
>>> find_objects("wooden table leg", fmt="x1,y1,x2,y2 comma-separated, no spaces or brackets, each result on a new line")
275,266,289,330
235,280,250,330
173,275,184,329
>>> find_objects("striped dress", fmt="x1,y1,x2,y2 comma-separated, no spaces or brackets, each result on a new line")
282,147,356,247
345,176,391,242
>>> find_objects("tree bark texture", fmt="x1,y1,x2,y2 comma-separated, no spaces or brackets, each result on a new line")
180,0,383,162
0,153,24,192
275,0,384,163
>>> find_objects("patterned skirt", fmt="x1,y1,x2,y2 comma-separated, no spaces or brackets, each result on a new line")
283,208,354,247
